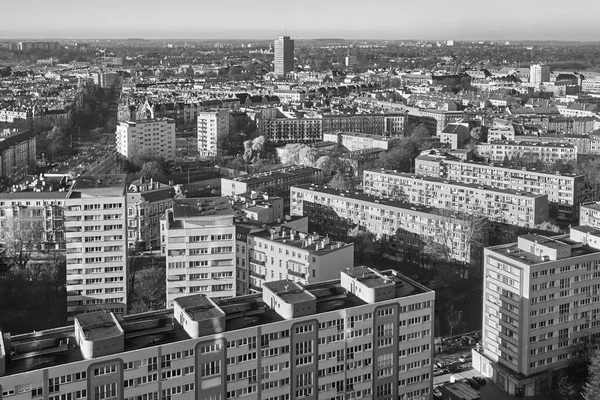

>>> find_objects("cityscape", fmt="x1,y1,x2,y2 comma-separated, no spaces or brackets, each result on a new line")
1,3,600,400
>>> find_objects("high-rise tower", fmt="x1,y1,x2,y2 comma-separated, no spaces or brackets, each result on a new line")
274,35,294,77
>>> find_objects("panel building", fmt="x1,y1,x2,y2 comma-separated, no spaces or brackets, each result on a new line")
161,197,236,307
530,64,551,85
274,36,295,77
291,184,484,264
197,110,229,157
64,175,128,320
0,267,435,400
473,227,600,397
475,141,577,166
116,118,176,162
415,152,585,223
363,169,549,229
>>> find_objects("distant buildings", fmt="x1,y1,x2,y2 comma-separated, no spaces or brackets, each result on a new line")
473,227,600,396
323,132,402,152
274,35,294,76
530,64,551,85
161,197,236,306
116,118,176,162
64,175,128,320
197,109,229,157
475,141,577,166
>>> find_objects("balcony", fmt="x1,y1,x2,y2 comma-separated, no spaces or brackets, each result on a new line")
249,258,265,266
287,269,305,279
249,270,265,280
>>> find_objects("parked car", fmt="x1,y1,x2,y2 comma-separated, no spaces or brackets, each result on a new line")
472,376,487,386
459,354,472,363
433,368,446,377
433,388,443,399
466,378,481,390
447,363,462,373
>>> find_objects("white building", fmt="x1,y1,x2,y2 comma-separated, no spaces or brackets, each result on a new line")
473,227,600,396
161,197,236,306
116,118,176,162
0,267,435,400
64,175,128,320
197,110,229,157
530,64,551,85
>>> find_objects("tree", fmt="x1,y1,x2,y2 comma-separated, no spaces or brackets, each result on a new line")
251,135,266,158
328,172,355,191
140,161,166,182
445,305,464,338
558,372,576,400
0,218,44,272
583,349,600,400
243,140,254,163
348,227,376,263
470,126,487,142
129,265,166,313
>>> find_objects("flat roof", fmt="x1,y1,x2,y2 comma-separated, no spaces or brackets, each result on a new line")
175,295,224,321
345,266,394,288
365,169,545,198
76,312,121,341
68,174,127,197
1,271,428,377
225,165,319,186
172,197,233,219
251,229,351,255
263,280,316,303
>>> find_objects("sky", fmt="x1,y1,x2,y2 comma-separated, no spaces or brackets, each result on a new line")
1,0,598,41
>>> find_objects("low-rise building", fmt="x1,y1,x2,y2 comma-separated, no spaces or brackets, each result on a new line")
126,178,177,250
243,224,354,293
0,267,435,400
229,191,284,224
323,131,402,152
363,169,548,229
161,197,236,306
414,152,584,223
473,227,600,396
291,184,485,264
439,122,470,149
475,141,577,165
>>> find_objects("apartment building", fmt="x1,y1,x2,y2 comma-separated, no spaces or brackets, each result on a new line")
291,184,483,264
439,123,470,149
322,132,402,152
415,151,585,223
0,267,435,400
579,202,600,229
530,64,551,85
126,178,176,250
161,197,236,307
0,175,70,248
197,110,229,157
221,166,322,207
116,118,176,162
475,141,577,165
64,175,128,320
418,110,465,135
242,224,354,293
363,169,548,229
258,116,323,145
0,130,36,186
473,227,600,397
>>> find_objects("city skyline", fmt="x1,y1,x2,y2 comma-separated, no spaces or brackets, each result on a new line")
1,0,600,41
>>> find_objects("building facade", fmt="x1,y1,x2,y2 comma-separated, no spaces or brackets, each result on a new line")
475,141,577,165
530,64,551,85
197,110,229,157
0,130,37,186
0,267,435,400
116,119,176,162
242,225,354,293
291,184,483,264
414,152,585,223
274,36,295,77
126,178,176,250
161,198,236,307
363,169,549,229
64,175,128,320
473,227,600,396
322,132,401,152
